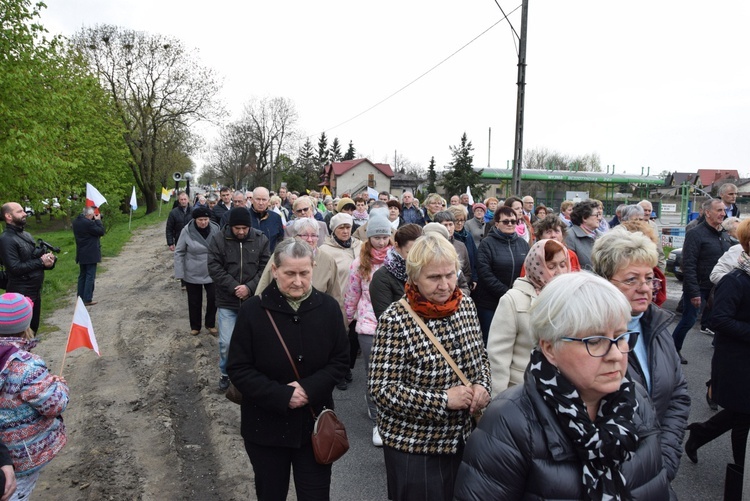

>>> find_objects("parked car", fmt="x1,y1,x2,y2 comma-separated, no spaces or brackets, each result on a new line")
666,248,683,281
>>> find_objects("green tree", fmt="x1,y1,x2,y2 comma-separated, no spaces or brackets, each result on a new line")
0,0,130,219
329,137,342,162
426,157,438,194
315,132,329,168
343,140,356,160
441,133,488,200
72,25,223,213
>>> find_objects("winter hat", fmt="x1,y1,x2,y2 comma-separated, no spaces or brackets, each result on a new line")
472,203,487,213
192,207,211,219
423,222,450,240
366,212,392,238
228,207,252,227
330,213,353,233
336,197,356,213
0,293,33,335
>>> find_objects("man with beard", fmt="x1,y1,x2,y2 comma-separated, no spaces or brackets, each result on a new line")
0,202,56,333
248,187,284,252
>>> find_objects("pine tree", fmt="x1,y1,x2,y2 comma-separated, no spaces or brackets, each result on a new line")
343,140,356,160
330,137,342,162
427,157,438,194
441,132,488,200
316,132,329,168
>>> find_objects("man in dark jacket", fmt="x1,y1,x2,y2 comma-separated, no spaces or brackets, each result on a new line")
671,198,731,363
401,192,425,226
72,207,105,306
719,183,741,218
0,202,56,333
211,187,232,224
166,191,192,250
249,187,284,252
207,207,270,391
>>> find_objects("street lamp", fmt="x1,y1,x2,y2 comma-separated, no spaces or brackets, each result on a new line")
183,172,193,197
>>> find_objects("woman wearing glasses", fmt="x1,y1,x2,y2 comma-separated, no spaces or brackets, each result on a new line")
455,272,669,500
591,227,689,495
474,206,529,343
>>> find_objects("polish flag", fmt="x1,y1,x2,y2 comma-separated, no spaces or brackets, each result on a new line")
85,183,107,208
67,297,101,356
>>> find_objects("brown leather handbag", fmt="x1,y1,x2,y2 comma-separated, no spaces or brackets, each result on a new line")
266,309,349,464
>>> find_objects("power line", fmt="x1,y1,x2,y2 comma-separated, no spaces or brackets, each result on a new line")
314,5,522,140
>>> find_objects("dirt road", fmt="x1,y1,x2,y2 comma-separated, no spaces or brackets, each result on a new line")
31,221,255,500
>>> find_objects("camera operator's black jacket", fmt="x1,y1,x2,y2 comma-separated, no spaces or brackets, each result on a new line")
0,224,46,297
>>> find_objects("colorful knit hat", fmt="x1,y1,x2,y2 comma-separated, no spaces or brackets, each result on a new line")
0,293,33,335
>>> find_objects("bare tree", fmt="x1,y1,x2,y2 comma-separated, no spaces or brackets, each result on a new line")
242,97,299,176
71,25,223,212
205,120,257,189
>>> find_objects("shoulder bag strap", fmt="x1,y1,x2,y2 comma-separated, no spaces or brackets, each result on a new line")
265,309,316,419
398,298,471,387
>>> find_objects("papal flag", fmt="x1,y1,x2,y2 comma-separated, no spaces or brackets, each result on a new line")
161,187,171,202
130,186,138,211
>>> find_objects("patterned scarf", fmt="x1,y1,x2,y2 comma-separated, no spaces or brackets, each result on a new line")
738,250,750,277
404,282,462,319
524,239,569,294
383,247,408,283
353,209,369,223
528,348,639,501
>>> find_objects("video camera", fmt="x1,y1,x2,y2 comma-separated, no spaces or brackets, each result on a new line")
32,239,60,258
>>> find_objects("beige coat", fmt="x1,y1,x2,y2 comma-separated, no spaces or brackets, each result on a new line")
318,235,363,308
255,248,345,324
487,277,537,395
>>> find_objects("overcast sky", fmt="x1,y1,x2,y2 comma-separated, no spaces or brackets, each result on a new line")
40,1,750,177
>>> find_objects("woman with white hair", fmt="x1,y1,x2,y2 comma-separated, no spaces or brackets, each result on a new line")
369,235,490,501
455,272,669,500
592,227,689,494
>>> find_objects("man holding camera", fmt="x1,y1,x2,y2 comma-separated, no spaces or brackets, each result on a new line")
73,207,105,306
0,202,56,334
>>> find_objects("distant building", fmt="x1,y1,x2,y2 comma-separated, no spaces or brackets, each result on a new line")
321,158,393,198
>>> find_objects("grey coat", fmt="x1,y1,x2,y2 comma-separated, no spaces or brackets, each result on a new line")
174,220,220,284
564,224,599,270
628,304,690,484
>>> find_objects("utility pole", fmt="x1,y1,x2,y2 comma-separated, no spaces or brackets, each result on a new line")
511,0,529,196
488,127,492,168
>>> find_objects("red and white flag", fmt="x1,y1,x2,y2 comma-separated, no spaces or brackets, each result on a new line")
85,183,107,208
67,297,101,355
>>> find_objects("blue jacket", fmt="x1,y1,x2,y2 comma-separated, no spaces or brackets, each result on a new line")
248,208,285,252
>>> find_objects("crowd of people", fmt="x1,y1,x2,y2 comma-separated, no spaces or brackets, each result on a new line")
164,183,750,500
0,181,745,499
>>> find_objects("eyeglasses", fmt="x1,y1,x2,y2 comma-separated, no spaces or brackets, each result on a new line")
611,277,662,290
498,219,518,225
455,219,466,223
295,206,311,214
297,233,318,239
561,331,639,357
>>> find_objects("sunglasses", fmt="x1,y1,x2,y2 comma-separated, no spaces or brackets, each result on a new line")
498,219,518,225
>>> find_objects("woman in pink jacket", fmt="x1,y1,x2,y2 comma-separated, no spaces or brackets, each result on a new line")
344,211,393,447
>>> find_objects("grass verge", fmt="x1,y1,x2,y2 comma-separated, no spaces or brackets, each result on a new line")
19,208,168,335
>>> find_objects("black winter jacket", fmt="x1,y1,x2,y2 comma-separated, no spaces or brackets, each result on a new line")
207,225,270,310
680,220,730,297
473,228,529,311
226,281,348,448
370,266,405,320
712,269,750,413
166,205,192,246
72,214,105,265
628,304,689,483
454,374,670,500
0,225,46,297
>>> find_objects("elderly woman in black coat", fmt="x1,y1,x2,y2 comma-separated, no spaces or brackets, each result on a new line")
227,239,349,501
685,218,750,468
455,272,669,500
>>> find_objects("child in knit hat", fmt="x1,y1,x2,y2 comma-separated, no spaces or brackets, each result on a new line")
0,293,68,499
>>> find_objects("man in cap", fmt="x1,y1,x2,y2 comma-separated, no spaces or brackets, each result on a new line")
208,207,270,391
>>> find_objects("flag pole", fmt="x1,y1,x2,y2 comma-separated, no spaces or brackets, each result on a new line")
129,208,133,230
59,305,77,377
